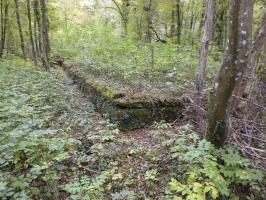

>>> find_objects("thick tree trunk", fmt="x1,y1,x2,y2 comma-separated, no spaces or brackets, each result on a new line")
27,0,37,65
207,0,253,148
175,0,181,44
14,0,26,59
195,0,215,105
234,9,266,97
0,0,8,58
40,0,50,54
40,0,50,71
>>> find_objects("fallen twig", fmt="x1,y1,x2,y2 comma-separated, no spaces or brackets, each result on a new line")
232,95,266,109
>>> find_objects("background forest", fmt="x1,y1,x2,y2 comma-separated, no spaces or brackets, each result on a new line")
0,0,265,199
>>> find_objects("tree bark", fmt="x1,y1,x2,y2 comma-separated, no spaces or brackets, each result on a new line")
0,0,8,58
34,0,42,57
190,11,195,30
0,0,3,57
40,0,50,53
175,0,181,44
145,0,152,43
14,0,26,59
33,7,39,56
207,0,253,148
27,0,37,65
195,0,215,105
40,0,50,71
234,9,266,97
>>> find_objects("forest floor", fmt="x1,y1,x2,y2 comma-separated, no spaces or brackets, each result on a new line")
1,57,264,200
51,64,186,198
0,57,189,199
52,66,159,148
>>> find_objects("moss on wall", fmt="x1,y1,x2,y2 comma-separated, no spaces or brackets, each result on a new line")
61,62,184,130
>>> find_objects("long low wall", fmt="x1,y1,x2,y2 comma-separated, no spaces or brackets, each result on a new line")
55,58,184,130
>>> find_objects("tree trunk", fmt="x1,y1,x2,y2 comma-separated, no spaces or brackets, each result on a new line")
34,0,42,57
40,0,50,71
234,9,266,97
175,0,181,44
33,8,39,57
195,0,215,105
190,11,194,30
27,0,37,65
206,0,253,148
14,0,26,59
40,0,50,54
0,0,3,57
0,0,8,58
170,9,175,39
136,16,142,41
145,0,152,43
111,0,130,37
122,0,130,36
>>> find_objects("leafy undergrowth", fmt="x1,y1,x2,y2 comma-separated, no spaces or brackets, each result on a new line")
0,57,265,200
53,25,222,93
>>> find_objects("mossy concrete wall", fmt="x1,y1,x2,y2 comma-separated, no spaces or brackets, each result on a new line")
59,60,184,130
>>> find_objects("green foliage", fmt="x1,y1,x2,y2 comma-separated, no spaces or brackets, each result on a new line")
52,22,220,91
61,121,264,200
64,171,110,200
164,126,263,200
0,58,79,199
145,169,158,181
0,58,264,199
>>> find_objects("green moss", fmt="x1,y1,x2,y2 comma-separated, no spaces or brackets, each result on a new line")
85,78,124,100
65,67,184,131
113,99,149,108
112,99,130,107
73,72,82,80
85,77,94,85
61,60,75,70
102,88,123,99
